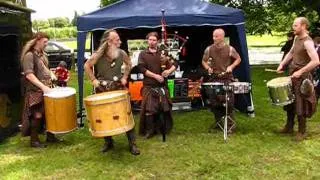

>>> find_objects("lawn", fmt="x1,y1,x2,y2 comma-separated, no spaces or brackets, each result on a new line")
1,66,320,179
246,34,287,47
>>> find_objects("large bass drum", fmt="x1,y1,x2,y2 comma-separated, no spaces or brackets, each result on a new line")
44,87,77,134
84,90,135,137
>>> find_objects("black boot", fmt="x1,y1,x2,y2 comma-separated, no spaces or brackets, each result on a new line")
144,115,155,139
296,116,307,141
30,118,46,148
210,107,224,132
279,108,295,134
101,137,114,153
46,132,63,143
127,130,140,155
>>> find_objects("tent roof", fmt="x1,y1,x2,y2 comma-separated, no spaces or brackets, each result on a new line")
77,0,245,32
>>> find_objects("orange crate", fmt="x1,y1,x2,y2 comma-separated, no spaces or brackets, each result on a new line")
188,81,202,98
129,81,143,101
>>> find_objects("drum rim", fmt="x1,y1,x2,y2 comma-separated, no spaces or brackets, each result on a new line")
266,77,291,87
230,82,250,85
202,82,224,85
43,87,76,98
84,90,128,102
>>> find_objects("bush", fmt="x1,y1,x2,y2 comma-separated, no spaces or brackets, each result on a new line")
42,27,77,39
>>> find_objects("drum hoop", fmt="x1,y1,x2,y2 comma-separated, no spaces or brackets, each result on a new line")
230,82,250,85
202,82,224,86
267,82,291,88
47,127,78,134
43,87,76,98
267,77,291,87
85,90,128,102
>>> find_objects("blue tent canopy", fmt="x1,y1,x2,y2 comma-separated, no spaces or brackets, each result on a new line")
78,0,245,31
76,0,253,121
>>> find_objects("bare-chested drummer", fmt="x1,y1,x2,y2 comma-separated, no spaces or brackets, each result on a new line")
276,17,319,141
201,28,241,133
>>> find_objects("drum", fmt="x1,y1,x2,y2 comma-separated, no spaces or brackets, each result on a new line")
44,87,77,134
266,77,295,106
84,90,135,137
230,82,251,94
201,82,225,97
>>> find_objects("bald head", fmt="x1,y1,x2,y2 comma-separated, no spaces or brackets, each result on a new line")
213,29,225,37
212,28,225,45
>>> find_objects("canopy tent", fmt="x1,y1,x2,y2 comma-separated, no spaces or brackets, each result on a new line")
76,0,253,121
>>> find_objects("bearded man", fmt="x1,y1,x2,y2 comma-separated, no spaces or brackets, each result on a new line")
84,30,140,155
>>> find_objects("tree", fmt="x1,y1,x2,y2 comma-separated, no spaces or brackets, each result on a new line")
210,0,319,35
100,0,319,35
71,11,79,26
48,18,55,28
48,17,71,28
32,19,50,31
100,0,119,7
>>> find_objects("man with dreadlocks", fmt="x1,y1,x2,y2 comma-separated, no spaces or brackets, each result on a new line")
84,30,140,155
21,32,62,148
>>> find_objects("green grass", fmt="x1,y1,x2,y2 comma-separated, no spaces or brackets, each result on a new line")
1,66,320,179
62,39,91,50
246,34,287,47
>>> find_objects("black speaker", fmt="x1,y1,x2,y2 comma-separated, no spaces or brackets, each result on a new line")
174,78,188,99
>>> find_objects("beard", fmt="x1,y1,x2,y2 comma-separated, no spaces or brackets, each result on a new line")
107,44,120,60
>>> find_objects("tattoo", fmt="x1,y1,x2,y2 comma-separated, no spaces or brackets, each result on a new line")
202,47,210,62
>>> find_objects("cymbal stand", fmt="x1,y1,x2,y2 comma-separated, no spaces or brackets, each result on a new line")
216,83,235,142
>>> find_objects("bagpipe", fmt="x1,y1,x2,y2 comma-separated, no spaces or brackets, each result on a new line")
159,9,188,71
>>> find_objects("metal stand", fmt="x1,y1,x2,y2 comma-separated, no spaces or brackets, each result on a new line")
216,83,235,142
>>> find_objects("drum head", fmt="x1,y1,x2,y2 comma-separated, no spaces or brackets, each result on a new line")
267,77,291,87
44,87,76,98
85,90,127,102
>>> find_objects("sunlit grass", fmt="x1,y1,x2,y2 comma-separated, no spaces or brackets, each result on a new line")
247,34,287,47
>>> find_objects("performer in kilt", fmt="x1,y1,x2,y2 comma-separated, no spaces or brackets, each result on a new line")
84,30,140,155
201,28,241,133
21,32,61,148
138,32,178,139
276,17,319,141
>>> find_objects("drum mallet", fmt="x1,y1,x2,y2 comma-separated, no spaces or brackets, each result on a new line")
264,68,278,72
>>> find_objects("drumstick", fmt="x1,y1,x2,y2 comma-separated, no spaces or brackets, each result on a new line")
264,68,278,72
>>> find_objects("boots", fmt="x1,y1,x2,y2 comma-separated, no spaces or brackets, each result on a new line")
210,107,224,132
30,118,46,148
101,137,114,153
295,116,307,141
129,142,140,156
279,110,295,134
127,130,140,156
144,115,155,139
46,132,63,143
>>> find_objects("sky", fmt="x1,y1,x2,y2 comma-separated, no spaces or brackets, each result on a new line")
27,0,101,20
